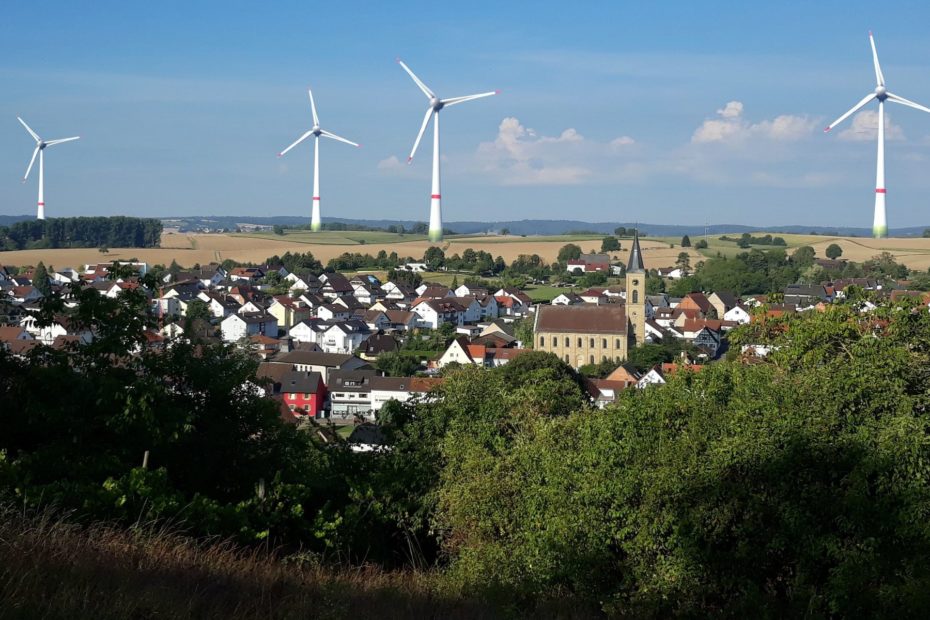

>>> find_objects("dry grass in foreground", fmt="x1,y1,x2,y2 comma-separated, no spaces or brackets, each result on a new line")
0,508,505,620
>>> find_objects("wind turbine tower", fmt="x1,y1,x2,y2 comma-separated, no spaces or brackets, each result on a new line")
825,32,930,238
278,88,360,232
18,117,80,220
397,59,498,243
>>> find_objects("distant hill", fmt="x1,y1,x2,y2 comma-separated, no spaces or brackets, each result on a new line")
158,215,930,238
3,214,928,237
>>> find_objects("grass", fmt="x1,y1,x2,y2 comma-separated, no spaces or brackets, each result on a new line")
524,284,565,303
0,507,594,619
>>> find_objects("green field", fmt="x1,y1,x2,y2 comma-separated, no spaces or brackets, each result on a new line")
653,232,849,259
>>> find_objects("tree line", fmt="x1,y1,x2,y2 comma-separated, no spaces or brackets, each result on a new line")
0,217,162,251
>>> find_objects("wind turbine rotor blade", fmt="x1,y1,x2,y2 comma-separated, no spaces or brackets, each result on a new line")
441,90,500,108
887,92,930,115
824,93,876,132
408,108,433,163
397,59,435,98
319,130,360,147
869,31,885,87
44,136,80,147
308,88,320,126
23,146,39,181
277,130,314,157
17,117,39,141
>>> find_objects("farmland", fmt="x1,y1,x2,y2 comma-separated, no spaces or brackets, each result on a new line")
0,229,700,271
4,227,930,272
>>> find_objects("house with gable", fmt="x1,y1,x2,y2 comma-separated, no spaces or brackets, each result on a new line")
220,312,275,342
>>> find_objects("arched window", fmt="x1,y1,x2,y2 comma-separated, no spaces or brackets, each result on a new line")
602,338,607,348
602,356,608,363
589,338,595,347
632,290,639,303
539,336,545,347
565,337,570,347
589,355,595,364
615,338,621,348
552,337,557,347
564,354,569,363
577,337,583,347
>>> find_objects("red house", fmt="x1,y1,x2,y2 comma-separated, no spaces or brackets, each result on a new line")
280,370,328,419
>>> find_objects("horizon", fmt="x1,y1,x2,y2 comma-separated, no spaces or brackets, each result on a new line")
4,3,930,228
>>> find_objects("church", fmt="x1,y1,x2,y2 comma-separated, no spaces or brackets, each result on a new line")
533,231,646,368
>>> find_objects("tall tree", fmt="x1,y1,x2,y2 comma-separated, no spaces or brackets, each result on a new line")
32,262,51,296
681,234,692,247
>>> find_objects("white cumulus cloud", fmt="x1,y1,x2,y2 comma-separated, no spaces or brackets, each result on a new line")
837,110,905,142
692,100,817,144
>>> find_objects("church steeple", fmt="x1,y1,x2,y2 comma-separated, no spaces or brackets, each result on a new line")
627,229,645,274
625,229,646,346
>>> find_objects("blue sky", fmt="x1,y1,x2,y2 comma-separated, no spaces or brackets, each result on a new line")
4,1,930,228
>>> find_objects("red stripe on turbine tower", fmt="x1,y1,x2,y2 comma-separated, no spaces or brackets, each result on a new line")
876,188,887,193
313,197,321,200
431,194,441,199
37,202,44,205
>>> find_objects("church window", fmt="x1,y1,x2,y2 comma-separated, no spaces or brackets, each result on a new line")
540,336,545,347
602,338,607,348
615,338,621,348
565,337,570,347
589,355,594,364
577,337,583,347
632,290,639,303
589,338,594,347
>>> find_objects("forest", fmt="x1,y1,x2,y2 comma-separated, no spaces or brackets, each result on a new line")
0,216,162,250
3,278,930,616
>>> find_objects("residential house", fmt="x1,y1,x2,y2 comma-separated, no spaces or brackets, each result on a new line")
551,292,583,306
328,369,376,420
359,334,399,360
229,267,265,283
566,253,611,274
220,312,275,342
412,298,466,329
268,295,313,333
708,291,740,318
319,320,372,354
289,319,324,344
369,376,443,413
271,350,369,382
286,272,322,295
279,370,328,418
724,304,752,325
319,272,353,299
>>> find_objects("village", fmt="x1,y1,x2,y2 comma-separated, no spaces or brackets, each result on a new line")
0,232,923,446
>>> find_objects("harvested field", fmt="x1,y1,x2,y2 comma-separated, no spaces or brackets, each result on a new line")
8,229,926,271
0,232,704,270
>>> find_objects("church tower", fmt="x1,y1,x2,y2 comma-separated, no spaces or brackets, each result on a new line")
626,230,646,347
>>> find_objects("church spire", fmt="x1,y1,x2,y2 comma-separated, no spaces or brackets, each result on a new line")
627,229,645,273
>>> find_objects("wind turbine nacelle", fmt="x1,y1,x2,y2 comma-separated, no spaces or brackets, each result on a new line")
312,126,322,135
875,85,888,100
430,97,444,111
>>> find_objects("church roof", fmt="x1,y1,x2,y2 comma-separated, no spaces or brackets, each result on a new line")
627,230,645,274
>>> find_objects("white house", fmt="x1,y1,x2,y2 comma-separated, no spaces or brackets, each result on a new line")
636,367,666,389
220,313,275,342
723,304,752,325
369,376,441,414
551,292,582,306
402,262,428,273
412,299,465,329
289,319,324,344
319,320,372,354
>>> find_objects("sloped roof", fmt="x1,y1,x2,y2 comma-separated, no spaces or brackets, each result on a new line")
535,305,628,335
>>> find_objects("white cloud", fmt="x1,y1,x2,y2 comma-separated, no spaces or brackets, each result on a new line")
837,110,905,142
610,135,636,147
377,155,405,171
692,100,817,144
472,117,606,185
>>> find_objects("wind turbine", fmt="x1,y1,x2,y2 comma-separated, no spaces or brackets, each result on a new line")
398,59,498,243
824,31,930,239
278,88,360,232
18,117,80,220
